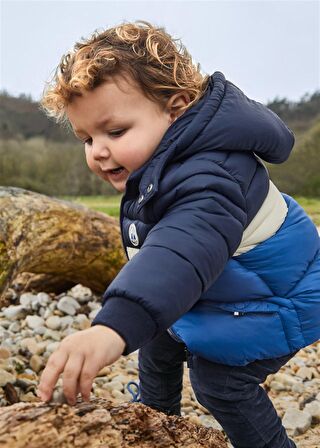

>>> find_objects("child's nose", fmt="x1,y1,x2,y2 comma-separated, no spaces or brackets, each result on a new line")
91,140,110,161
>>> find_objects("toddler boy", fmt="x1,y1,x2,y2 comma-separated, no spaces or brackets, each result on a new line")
38,22,320,448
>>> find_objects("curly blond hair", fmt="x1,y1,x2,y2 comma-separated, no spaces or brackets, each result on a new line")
40,21,209,124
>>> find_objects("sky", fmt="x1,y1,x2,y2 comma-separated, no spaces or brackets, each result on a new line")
1,0,319,104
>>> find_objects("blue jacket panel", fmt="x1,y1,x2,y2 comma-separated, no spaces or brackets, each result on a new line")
91,72,319,365
170,195,320,365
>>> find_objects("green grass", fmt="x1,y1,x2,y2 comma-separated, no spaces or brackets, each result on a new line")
61,195,122,217
294,196,320,226
61,195,320,226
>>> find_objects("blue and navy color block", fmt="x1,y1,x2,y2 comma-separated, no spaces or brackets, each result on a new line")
92,72,320,365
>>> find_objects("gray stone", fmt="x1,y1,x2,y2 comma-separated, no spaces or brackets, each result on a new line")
296,366,314,380
0,329,11,340
59,316,74,329
38,307,46,317
20,337,43,355
43,329,61,341
37,292,50,306
73,314,90,330
87,302,101,311
3,306,26,320
25,315,45,330
0,320,11,329
291,382,305,394
45,315,61,331
57,296,80,316
69,284,92,303
46,341,60,354
273,372,302,388
8,322,20,333
304,400,320,422
49,303,57,311
112,374,129,385
19,293,36,308
62,328,77,337
102,380,124,392
43,309,52,320
198,415,223,430
111,389,124,400
89,309,100,320
34,326,47,336
51,388,68,404
283,408,312,436
270,380,288,392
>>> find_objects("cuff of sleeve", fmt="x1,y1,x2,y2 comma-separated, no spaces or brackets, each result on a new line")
91,297,157,355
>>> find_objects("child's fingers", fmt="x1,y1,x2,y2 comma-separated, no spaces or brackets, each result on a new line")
79,358,99,401
62,353,84,405
38,350,68,401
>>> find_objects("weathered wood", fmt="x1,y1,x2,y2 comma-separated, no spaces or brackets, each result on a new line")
0,187,126,306
0,398,227,447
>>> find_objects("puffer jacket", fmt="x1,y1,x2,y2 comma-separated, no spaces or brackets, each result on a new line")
92,71,320,365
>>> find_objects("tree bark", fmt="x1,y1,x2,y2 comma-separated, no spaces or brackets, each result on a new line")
0,187,126,306
0,398,227,447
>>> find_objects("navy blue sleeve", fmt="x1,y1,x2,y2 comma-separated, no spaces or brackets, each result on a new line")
92,161,247,354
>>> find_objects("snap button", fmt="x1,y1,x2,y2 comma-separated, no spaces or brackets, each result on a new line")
146,183,153,193
138,194,144,204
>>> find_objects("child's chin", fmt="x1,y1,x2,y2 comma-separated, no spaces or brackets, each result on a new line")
112,181,127,193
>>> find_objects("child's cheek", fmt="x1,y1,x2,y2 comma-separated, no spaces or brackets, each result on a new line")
85,153,98,173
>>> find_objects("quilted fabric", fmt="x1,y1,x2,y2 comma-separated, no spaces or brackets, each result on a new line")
92,72,319,364
171,195,320,365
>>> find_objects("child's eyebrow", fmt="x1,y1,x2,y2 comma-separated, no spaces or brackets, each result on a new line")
73,115,117,135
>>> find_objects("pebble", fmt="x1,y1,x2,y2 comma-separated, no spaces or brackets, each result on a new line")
20,338,45,355
57,296,81,316
45,316,61,330
30,355,44,373
0,369,16,386
304,400,320,422
25,315,45,330
282,408,312,436
296,366,314,380
0,348,11,360
198,415,223,431
8,322,20,333
51,388,68,404
19,293,37,309
73,314,90,330
0,283,318,447
68,285,92,303
102,380,124,392
3,306,26,320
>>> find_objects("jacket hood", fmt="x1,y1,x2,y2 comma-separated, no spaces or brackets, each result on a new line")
165,71,294,162
128,71,295,196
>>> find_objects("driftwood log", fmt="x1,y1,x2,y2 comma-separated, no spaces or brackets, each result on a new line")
0,398,227,447
0,187,126,306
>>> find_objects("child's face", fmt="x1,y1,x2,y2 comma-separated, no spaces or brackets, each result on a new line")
67,75,174,192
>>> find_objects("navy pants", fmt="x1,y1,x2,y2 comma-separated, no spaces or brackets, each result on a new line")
138,331,297,448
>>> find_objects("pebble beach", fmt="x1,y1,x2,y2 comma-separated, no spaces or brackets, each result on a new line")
0,284,319,447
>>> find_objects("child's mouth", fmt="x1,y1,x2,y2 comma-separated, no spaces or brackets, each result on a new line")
107,167,128,182
110,167,124,174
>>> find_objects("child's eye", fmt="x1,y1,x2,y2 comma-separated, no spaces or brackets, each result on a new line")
83,138,92,145
108,129,126,137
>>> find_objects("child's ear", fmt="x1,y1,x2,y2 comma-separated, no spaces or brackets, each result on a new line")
166,92,190,123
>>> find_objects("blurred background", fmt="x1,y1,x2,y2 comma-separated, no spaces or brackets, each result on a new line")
0,0,319,220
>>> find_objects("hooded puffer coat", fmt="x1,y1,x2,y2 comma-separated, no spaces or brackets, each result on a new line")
92,72,320,366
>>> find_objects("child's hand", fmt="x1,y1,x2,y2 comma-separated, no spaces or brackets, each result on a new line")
37,325,126,405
